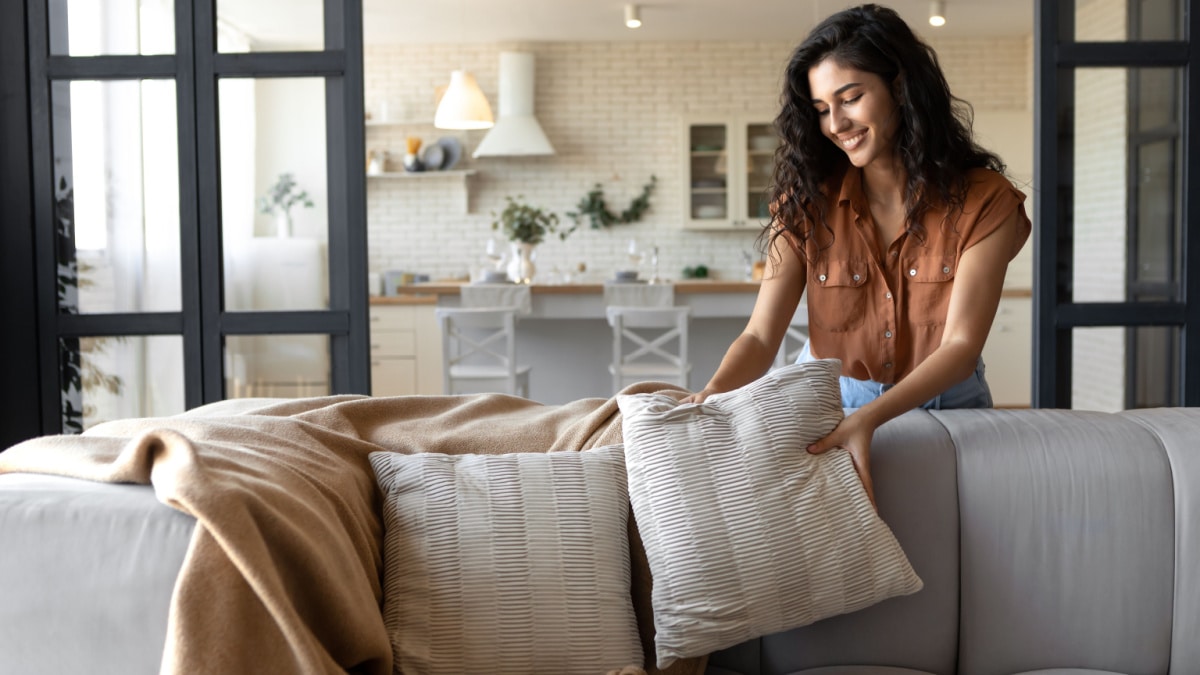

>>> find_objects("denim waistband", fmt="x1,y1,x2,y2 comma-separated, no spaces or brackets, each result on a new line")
796,342,993,410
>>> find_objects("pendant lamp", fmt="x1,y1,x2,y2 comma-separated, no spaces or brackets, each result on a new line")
929,0,946,27
434,70,494,130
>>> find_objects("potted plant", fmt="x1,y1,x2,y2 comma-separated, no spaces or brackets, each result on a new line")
259,172,315,238
491,196,560,283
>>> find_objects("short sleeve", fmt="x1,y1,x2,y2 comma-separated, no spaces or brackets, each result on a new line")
958,170,1032,261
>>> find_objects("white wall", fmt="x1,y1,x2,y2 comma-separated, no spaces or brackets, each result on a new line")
364,36,1033,282
1071,0,1129,412
253,77,328,240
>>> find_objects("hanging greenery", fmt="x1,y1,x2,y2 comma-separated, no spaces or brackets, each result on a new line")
562,175,657,238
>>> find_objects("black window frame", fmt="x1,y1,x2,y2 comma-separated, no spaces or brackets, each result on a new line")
1033,0,1200,408
6,0,368,438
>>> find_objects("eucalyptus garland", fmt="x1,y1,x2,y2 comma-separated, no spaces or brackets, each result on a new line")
564,175,657,236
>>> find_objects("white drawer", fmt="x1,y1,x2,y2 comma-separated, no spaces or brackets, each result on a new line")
371,357,417,396
370,330,417,357
369,305,417,331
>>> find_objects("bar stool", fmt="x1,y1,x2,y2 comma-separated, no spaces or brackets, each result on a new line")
605,305,691,393
460,283,532,314
435,307,531,397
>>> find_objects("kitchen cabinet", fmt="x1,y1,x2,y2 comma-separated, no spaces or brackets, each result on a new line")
981,295,1032,407
682,115,778,231
370,303,444,396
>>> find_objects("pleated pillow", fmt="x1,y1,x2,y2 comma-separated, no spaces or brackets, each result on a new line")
369,446,642,675
617,359,923,668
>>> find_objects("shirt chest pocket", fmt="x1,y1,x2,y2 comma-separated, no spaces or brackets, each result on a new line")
903,255,955,326
810,259,869,333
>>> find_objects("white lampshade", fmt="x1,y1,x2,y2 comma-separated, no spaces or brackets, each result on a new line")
434,70,494,130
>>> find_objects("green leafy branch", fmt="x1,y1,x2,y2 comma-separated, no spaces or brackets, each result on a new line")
562,175,657,238
258,172,314,217
491,195,560,245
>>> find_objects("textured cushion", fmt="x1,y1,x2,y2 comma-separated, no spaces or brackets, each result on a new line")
617,360,923,668
369,446,642,675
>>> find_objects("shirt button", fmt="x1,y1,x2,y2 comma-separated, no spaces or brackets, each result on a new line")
943,266,951,274
884,362,893,369
852,274,861,281
884,330,893,338
909,269,917,277
890,251,898,257
818,274,827,282
885,292,892,299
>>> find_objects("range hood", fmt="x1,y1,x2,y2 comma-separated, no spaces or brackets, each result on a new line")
472,52,556,158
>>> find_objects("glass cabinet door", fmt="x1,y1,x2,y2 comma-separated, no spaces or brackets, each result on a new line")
683,117,778,230
743,121,777,223
685,123,731,225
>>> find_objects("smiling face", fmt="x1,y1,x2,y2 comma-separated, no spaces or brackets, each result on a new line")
808,57,901,172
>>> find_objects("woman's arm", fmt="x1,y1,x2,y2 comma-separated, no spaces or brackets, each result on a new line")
807,208,1023,504
682,234,807,403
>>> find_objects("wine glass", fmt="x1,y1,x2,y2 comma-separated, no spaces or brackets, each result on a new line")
648,245,662,284
626,239,644,270
484,237,505,271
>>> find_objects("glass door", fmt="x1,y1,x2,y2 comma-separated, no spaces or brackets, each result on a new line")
1034,0,1197,409
28,0,367,433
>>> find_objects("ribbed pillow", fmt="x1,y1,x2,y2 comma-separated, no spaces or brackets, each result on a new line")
368,446,642,675
617,359,923,668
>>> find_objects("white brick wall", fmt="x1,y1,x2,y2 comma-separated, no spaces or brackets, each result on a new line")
364,37,1033,282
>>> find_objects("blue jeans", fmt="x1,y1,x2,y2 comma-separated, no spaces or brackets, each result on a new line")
796,342,993,410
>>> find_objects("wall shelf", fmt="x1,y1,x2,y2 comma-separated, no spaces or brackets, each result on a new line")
364,120,434,127
367,169,477,179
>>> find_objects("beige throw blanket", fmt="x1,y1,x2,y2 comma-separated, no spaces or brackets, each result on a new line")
0,388,706,675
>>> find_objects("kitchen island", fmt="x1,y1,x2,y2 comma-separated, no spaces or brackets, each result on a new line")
370,280,778,403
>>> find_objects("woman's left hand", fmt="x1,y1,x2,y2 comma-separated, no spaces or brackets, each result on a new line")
806,415,877,509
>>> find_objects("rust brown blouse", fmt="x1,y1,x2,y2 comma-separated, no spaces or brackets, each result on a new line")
784,166,1032,384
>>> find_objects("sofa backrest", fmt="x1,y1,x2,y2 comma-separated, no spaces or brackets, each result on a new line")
935,409,1175,675
708,407,1198,675
1120,408,1200,673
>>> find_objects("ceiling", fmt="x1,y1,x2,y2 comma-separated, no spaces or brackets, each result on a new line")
362,0,1033,44
219,0,1033,48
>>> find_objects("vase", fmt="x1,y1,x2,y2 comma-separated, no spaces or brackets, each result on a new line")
275,211,292,238
507,242,537,284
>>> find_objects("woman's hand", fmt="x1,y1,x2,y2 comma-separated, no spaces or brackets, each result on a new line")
806,413,877,509
680,386,721,404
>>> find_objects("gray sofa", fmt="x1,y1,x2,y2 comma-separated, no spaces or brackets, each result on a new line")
708,407,1200,675
1,407,1197,674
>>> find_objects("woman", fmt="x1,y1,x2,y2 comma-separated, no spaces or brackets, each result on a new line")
683,4,1031,503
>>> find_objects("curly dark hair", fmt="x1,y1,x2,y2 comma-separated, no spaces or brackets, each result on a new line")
767,3,1004,258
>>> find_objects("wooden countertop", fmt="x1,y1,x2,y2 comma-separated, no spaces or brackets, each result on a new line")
368,294,440,306
371,280,762,301
370,281,1033,303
